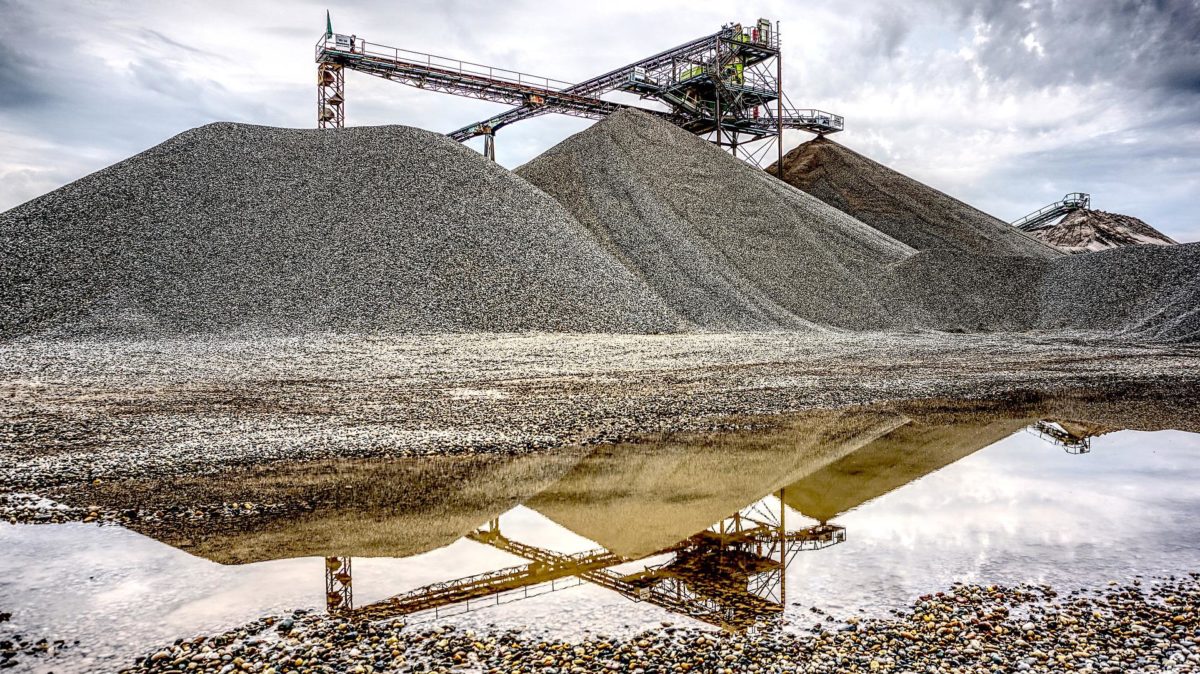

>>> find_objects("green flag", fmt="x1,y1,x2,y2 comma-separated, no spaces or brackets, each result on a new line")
325,10,333,38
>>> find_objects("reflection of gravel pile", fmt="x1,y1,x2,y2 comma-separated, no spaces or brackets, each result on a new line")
770,136,1060,259
0,123,679,338
517,110,915,331
1027,209,1179,254
1040,243,1200,343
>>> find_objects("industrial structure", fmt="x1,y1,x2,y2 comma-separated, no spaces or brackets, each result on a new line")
323,492,845,631
1011,193,1091,231
315,14,842,169
1026,420,1094,454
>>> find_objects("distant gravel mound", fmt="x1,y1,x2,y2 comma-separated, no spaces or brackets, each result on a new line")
770,137,1060,259
1040,243,1200,343
0,123,681,338
1027,209,1179,254
517,110,916,331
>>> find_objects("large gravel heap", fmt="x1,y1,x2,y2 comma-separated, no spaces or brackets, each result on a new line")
1039,242,1200,343
1027,208,1179,254
2,114,1195,343
0,123,681,338
769,136,1059,259
517,110,916,331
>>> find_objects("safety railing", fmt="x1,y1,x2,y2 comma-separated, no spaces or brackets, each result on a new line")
1011,192,1091,230
316,34,575,93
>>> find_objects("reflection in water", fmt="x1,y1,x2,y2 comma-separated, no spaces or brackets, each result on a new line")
329,494,845,631
276,399,1190,632
6,393,1200,670
1025,420,1113,454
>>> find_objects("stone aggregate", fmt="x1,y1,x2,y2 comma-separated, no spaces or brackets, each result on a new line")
0,122,678,338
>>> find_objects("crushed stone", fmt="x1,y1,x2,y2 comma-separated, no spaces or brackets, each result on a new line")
0,123,681,338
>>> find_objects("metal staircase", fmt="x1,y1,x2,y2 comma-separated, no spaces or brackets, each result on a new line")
1012,193,1091,231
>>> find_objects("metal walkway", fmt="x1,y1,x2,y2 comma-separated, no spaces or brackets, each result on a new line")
314,18,843,163
1011,192,1091,231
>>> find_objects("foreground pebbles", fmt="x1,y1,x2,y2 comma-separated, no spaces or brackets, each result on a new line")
117,575,1200,674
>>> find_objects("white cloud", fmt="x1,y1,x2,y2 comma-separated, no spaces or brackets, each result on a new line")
1,0,1197,242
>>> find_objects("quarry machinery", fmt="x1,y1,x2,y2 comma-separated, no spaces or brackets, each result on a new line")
314,14,842,171
1011,193,1091,231
329,491,845,630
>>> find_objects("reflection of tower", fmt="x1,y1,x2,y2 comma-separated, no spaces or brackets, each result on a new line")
346,491,844,630
325,556,353,613
616,490,844,630
1027,421,1097,454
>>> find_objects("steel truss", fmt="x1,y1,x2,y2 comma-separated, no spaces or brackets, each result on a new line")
338,491,845,631
314,19,842,167
1012,192,1091,231
324,556,353,612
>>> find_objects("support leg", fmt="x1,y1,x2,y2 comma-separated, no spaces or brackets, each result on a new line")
483,133,496,162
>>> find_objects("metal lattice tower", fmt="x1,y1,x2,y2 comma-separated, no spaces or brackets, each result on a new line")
317,62,344,129
324,556,353,613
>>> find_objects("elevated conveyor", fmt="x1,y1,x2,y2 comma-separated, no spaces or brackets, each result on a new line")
1012,193,1091,231
315,17,843,165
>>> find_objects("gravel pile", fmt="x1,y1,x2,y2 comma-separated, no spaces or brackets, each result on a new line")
885,250,1050,332
0,123,681,338
1040,242,1200,343
517,110,916,331
769,136,1060,259
1028,208,1180,254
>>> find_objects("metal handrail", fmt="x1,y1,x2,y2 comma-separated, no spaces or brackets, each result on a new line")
1011,192,1091,230
317,34,575,93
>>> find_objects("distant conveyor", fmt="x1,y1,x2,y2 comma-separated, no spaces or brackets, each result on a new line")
1011,192,1091,231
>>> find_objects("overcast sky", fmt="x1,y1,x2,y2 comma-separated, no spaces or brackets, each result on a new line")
2,0,1197,241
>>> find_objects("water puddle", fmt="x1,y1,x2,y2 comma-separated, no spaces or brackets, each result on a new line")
3,399,1199,672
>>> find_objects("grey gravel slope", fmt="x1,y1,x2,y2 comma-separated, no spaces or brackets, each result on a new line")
1040,242,1200,343
517,109,916,331
0,123,682,338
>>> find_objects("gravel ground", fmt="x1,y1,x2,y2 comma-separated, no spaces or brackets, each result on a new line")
102,576,1200,673
769,136,1059,260
517,110,914,331
0,123,679,338
2,331,1197,493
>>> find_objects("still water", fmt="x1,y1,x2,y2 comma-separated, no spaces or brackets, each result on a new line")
3,402,1199,672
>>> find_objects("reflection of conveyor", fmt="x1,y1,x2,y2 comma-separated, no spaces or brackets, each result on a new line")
336,492,844,631
1026,420,1112,454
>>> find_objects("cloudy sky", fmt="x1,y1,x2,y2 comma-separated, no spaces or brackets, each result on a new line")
2,0,1198,241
